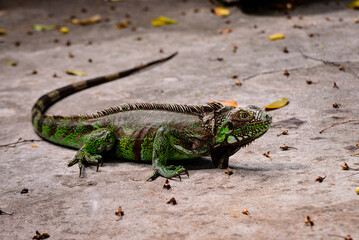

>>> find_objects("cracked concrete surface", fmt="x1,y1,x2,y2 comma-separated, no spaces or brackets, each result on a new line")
1,0,359,239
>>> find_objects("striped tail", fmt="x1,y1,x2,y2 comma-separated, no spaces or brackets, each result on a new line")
31,52,178,129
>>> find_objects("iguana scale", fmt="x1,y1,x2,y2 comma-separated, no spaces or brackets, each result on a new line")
31,52,272,180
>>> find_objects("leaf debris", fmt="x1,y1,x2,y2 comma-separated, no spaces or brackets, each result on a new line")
280,145,297,150
242,208,251,217
167,197,177,205
151,16,178,27
283,70,290,77
305,216,314,230
32,231,50,239
212,7,230,17
71,14,101,25
225,167,233,177
277,130,288,136
315,174,326,183
66,70,85,76
263,151,272,161
333,82,339,89
333,103,341,108
218,28,232,34
163,179,171,189
267,33,285,40
341,162,359,171
264,98,289,111
115,206,124,220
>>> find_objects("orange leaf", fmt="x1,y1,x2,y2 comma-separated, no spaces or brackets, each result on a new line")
218,100,238,108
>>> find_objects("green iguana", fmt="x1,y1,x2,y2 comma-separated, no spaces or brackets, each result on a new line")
31,52,272,180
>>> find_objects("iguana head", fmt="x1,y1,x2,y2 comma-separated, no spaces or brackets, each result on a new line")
215,105,272,147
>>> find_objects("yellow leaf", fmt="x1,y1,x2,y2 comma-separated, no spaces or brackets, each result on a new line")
348,0,359,9
66,70,86,76
267,33,285,40
71,15,101,25
6,61,17,66
212,7,230,16
33,24,57,31
218,100,239,108
356,187,359,194
151,16,178,27
115,21,129,29
31,144,38,147
264,98,289,110
59,26,69,34
0,28,6,35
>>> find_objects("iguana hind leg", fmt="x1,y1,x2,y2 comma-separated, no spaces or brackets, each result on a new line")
148,127,189,181
67,128,116,177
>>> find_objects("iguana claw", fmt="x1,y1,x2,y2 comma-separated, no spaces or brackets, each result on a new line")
68,150,102,178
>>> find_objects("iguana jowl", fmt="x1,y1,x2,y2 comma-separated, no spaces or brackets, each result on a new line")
31,52,272,180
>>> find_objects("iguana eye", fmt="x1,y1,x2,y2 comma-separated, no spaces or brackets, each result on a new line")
239,112,249,119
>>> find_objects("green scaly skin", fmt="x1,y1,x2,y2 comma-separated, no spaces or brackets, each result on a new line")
31,52,272,180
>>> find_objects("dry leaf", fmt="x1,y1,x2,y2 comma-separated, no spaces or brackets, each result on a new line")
71,15,101,25
59,26,69,34
163,179,171,189
212,7,230,16
32,24,57,31
355,187,359,194
6,61,17,66
242,208,251,217
151,16,178,27
31,144,38,148
167,197,177,205
348,0,359,9
218,28,232,34
225,167,233,176
305,216,314,230
264,98,289,110
115,21,129,29
267,33,285,40
66,70,85,76
0,28,6,35
218,100,239,108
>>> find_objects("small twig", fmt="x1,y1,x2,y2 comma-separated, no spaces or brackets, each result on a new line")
299,49,359,79
319,120,359,134
0,138,43,148
241,66,305,82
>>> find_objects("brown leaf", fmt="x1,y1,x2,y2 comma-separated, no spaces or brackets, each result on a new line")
242,208,251,217
277,130,288,136
305,216,314,230
163,179,171,189
225,167,233,176
315,174,326,183
218,28,232,34
263,151,272,160
167,197,177,205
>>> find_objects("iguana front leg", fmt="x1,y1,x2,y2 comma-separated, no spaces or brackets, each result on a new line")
148,127,192,181
67,128,116,177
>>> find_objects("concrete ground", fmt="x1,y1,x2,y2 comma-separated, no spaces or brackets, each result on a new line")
1,0,359,239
